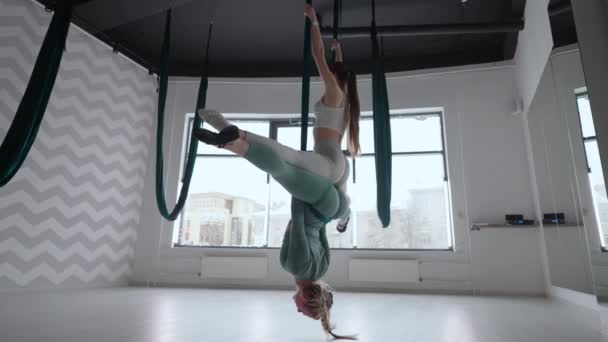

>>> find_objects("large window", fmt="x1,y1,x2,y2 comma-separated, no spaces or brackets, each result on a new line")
174,111,453,250
349,113,453,249
577,93,608,249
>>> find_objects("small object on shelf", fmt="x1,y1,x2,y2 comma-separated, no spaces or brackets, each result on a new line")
505,214,535,226
505,214,523,222
505,214,535,225
471,223,488,231
542,212,565,225
507,219,536,225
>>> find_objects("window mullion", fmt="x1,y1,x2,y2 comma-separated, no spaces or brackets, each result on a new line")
352,157,356,184
439,113,448,181
182,116,194,180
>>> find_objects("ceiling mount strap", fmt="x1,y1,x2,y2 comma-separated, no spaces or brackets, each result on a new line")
331,0,342,64
155,10,213,221
300,0,313,151
371,0,392,227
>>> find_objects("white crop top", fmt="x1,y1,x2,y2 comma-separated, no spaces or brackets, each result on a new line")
313,100,348,133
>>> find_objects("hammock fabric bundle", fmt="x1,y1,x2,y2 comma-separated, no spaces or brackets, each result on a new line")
0,1,73,187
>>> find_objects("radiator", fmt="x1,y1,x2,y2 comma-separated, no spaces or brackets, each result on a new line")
348,259,420,283
200,257,268,280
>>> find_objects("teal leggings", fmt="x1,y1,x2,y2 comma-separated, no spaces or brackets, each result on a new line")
243,140,348,280
243,140,342,220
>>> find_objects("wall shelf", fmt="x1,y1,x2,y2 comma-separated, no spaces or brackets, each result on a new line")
471,224,539,231
541,224,583,229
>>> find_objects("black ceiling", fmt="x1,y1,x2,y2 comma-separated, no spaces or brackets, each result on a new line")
548,0,577,48
36,0,577,77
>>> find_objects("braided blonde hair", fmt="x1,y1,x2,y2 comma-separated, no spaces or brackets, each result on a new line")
307,282,358,340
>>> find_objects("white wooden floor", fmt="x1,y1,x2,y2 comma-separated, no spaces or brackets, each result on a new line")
0,287,603,342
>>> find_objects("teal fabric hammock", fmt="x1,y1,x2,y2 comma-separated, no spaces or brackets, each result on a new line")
331,0,342,64
371,0,392,227
0,1,73,187
155,10,212,221
300,0,313,151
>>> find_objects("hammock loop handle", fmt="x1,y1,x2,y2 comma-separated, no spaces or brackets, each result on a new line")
155,10,213,221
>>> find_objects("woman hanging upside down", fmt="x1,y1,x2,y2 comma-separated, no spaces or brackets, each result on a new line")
192,4,360,340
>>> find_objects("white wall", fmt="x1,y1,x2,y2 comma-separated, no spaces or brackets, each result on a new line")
0,0,156,290
132,62,545,295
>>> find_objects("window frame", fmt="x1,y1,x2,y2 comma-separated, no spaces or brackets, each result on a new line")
174,110,454,251
356,111,448,181
576,92,594,173
344,111,453,250
576,92,608,251
175,117,272,248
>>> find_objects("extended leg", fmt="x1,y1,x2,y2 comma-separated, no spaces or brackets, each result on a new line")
198,109,230,131
243,140,340,220
196,109,343,183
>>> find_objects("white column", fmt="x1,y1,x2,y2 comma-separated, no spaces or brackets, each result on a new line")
513,0,553,115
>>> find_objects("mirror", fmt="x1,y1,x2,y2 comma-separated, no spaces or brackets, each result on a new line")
527,0,608,301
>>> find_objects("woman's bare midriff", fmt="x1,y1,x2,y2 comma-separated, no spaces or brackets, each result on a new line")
314,127,342,145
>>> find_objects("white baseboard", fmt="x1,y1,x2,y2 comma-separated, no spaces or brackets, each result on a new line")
595,285,608,303
549,285,599,311
0,282,126,295
348,259,420,283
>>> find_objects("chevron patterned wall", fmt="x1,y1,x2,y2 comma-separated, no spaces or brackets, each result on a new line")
0,0,156,290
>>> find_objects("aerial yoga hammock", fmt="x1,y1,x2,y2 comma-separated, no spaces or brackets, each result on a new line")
0,1,73,187
154,10,212,221
371,0,393,228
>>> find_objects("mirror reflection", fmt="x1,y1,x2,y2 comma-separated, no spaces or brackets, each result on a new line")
528,0,608,302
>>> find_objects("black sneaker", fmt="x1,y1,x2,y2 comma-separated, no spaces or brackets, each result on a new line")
192,125,239,148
